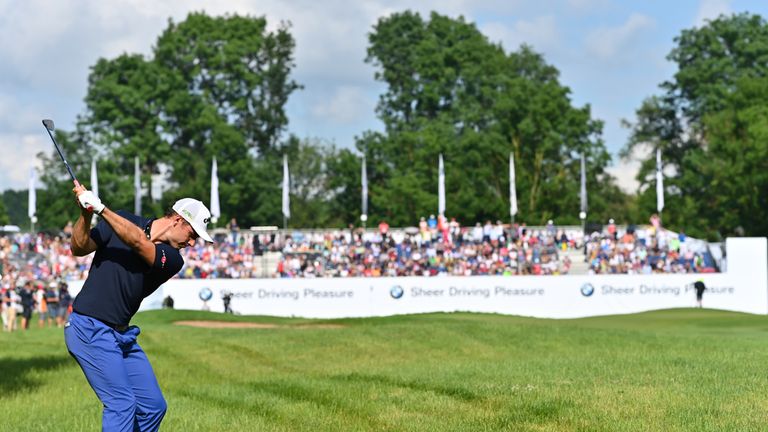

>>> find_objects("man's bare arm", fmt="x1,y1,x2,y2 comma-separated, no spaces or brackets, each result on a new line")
97,207,157,266
73,184,156,266
70,209,97,256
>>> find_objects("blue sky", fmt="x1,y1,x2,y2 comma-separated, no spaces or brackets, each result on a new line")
0,0,766,193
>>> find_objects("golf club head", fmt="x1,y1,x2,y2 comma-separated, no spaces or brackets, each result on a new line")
42,119,55,131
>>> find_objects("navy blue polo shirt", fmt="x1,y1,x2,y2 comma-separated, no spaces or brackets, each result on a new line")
73,210,184,326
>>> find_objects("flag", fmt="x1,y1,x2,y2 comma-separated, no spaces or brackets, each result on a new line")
580,153,588,215
282,154,290,219
361,154,368,217
438,153,445,216
134,156,141,215
210,157,220,220
509,152,518,217
90,159,98,198
28,168,36,219
656,148,664,213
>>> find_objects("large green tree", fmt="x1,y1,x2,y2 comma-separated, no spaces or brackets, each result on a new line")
348,11,620,226
2,190,26,227
0,195,11,226
624,13,768,238
36,12,300,229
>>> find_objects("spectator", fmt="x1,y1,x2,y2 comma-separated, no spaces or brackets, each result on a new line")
694,279,706,308
44,282,60,328
227,218,240,246
607,219,617,240
36,285,46,328
18,281,35,330
58,282,72,326
222,291,233,314
2,286,19,332
378,220,390,243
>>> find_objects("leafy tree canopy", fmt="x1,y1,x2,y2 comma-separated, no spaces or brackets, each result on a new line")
624,13,768,238
352,11,621,227
35,12,300,230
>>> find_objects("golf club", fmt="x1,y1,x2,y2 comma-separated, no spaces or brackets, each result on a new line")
42,119,81,187
42,119,93,211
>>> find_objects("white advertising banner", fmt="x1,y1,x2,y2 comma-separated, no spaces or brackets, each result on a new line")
71,237,768,319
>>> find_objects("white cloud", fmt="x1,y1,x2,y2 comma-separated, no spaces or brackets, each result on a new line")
584,13,654,60
311,86,374,125
694,0,731,27
606,158,640,194
481,16,559,52
0,134,46,191
605,142,656,193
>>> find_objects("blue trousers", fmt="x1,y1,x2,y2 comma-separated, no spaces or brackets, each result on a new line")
65,312,167,432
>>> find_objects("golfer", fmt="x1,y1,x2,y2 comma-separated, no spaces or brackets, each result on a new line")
65,184,212,432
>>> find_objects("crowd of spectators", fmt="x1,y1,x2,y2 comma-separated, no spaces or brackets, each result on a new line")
0,214,717,332
584,217,716,274
0,233,78,331
274,218,580,277
0,214,716,292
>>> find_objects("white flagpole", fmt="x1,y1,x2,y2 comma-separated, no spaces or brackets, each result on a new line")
210,157,220,225
438,154,445,217
580,153,588,216
579,154,588,258
90,159,99,198
509,152,518,221
656,148,664,215
28,168,36,232
90,159,99,225
134,157,141,215
282,154,290,228
361,154,368,227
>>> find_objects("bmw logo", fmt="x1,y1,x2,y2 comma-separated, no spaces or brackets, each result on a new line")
580,283,595,297
390,285,404,299
199,287,213,301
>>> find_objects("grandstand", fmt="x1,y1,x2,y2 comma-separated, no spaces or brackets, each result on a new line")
0,219,719,290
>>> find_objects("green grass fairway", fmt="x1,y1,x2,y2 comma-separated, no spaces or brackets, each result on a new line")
2,308,768,431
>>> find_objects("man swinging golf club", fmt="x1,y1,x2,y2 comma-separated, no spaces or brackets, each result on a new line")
65,183,212,432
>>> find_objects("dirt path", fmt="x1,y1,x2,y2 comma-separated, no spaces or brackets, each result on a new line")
174,320,345,329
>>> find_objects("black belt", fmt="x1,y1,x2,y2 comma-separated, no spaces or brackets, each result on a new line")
75,311,129,332
103,321,129,332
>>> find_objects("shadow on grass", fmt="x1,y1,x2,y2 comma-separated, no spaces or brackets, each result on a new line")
332,372,481,402
0,356,70,398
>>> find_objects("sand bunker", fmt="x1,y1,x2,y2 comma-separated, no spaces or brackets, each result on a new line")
174,320,345,329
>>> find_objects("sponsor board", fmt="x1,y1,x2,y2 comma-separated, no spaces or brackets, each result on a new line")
69,237,768,319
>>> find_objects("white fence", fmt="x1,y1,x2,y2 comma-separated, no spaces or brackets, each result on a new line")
69,237,767,319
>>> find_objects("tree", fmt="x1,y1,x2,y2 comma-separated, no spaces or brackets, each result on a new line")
356,11,618,226
84,54,170,216
0,195,10,226
683,78,768,238
624,13,768,238
2,190,26,227
153,13,301,226
36,12,300,229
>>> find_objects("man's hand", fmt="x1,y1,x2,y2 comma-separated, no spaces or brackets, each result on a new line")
77,190,105,215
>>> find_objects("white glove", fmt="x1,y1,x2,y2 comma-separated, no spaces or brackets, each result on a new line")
78,191,105,214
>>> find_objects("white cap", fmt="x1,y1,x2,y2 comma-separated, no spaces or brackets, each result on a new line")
172,198,214,242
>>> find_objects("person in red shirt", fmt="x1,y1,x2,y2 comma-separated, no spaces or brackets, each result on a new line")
607,219,617,240
378,220,390,243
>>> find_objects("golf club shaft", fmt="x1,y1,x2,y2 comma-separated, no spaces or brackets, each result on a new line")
43,126,79,185
41,120,90,211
